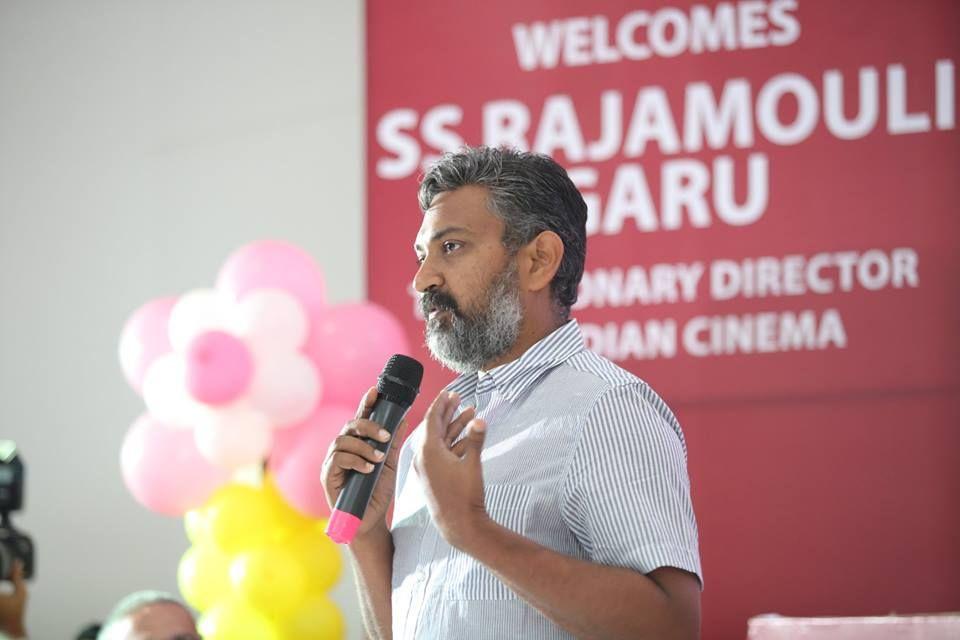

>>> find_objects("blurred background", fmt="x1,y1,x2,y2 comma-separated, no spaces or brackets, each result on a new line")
1,1,367,637
2,1,958,639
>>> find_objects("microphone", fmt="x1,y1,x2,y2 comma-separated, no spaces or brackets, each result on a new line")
326,354,424,544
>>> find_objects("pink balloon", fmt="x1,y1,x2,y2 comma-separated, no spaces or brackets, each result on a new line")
120,414,230,516
303,302,411,406
215,241,327,320
268,405,355,518
118,297,177,393
194,406,273,470
185,331,253,405
247,352,322,427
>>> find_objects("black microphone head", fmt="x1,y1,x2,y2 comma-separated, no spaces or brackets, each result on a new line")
377,354,424,408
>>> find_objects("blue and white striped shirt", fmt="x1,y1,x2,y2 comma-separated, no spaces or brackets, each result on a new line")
391,320,702,639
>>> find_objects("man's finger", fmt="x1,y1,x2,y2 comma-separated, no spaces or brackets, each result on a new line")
424,390,456,441
354,386,379,420
442,391,460,426
462,419,487,464
330,434,387,464
384,418,411,471
339,419,392,444
443,406,476,447
331,451,378,474
450,439,467,457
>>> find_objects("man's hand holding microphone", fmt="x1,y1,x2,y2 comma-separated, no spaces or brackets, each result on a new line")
321,355,423,546
321,386,407,545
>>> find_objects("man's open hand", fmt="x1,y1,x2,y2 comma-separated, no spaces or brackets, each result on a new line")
413,391,489,549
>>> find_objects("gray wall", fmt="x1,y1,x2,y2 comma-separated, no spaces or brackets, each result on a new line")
0,1,366,636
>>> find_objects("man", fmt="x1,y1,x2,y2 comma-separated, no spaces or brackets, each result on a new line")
97,591,199,640
322,147,702,639
0,562,26,640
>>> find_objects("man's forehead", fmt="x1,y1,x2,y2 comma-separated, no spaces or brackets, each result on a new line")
414,224,471,250
415,186,501,248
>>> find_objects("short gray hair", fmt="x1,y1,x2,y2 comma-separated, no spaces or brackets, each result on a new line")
97,591,192,639
418,146,588,319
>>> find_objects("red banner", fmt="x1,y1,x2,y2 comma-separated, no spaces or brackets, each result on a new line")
367,1,960,636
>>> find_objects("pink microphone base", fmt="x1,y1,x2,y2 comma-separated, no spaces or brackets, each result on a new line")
326,509,362,544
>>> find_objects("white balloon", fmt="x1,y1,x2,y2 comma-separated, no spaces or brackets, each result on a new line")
246,352,321,427
194,406,272,470
168,289,234,352
231,288,309,353
142,355,203,428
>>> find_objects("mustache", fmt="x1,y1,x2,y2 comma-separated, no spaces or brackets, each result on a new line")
420,289,460,317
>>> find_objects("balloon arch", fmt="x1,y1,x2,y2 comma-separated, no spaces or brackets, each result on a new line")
117,241,410,639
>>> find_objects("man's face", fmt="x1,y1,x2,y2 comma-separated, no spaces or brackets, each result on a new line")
105,602,199,640
414,186,524,373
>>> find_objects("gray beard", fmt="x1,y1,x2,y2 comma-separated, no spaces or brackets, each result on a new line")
424,265,523,374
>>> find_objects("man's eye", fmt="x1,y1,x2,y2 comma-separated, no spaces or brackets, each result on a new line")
415,255,425,266
442,241,462,254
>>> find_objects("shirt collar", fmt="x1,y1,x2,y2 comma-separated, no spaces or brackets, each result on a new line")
445,319,585,403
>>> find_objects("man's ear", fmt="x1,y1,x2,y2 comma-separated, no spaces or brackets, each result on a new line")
518,230,564,293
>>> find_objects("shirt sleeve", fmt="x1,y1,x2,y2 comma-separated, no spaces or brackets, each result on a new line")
561,383,703,587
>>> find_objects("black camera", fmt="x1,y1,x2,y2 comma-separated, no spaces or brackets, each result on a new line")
0,441,34,580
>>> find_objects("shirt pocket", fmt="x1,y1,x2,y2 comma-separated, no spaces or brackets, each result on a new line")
443,483,532,601
391,508,429,591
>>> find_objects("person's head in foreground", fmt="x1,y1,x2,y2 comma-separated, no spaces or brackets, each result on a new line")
415,146,588,373
97,591,199,640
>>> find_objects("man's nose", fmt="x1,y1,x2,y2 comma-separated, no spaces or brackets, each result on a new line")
413,258,443,294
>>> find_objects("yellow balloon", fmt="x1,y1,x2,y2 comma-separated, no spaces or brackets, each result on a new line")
198,600,280,640
284,595,345,640
206,484,274,554
289,528,343,592
177,545,231,613
263,475,313,541
230,544,308,617
184,508,209,545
